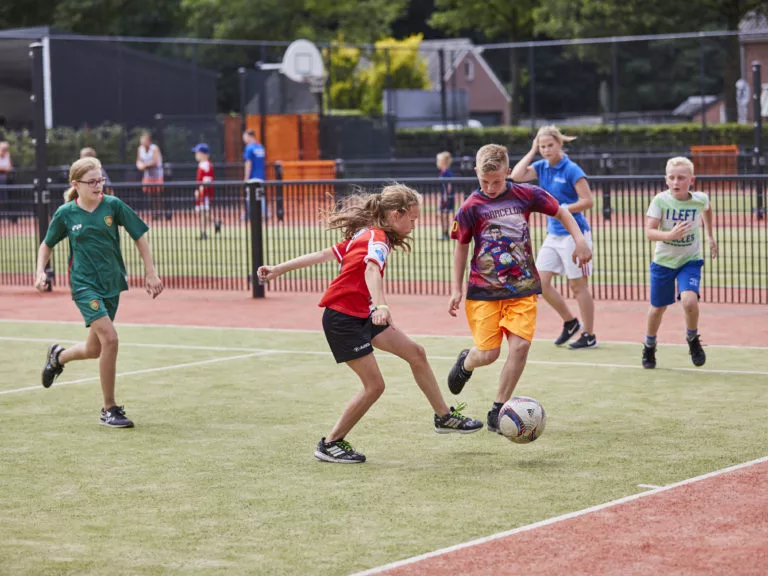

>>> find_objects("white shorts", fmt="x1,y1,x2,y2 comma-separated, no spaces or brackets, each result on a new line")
536,231,593,279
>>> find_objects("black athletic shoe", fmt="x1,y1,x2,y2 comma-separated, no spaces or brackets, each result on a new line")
642,344,657,369
569,332,598,350
487,409,502,434
434,403,484,434
214,220,222,234
314,438,366,463
687,335,706,367
554,319,581,346
42,344,65,388
447,349,472,395
100,405,134,428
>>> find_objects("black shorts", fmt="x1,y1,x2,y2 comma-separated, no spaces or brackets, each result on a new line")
322,308,390,363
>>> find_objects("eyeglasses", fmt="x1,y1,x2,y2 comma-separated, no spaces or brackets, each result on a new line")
76,178,106,188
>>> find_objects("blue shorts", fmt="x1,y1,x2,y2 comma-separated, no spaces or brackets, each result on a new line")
650,260,703,308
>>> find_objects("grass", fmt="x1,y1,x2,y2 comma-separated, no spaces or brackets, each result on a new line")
1,320,767,575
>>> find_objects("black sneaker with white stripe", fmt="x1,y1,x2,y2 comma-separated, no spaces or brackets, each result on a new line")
569,332,598,350
687,334,706,367
314,438,366,463
100,405,134,428
447,349,473,395
42,344,65,388
434,403,483,434
554,319,581,346
486,409,502,434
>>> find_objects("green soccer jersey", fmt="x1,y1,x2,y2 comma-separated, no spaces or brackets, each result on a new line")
646,190,709,269
44,195,149,298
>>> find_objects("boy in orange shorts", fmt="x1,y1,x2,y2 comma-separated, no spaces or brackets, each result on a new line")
447,144,592,433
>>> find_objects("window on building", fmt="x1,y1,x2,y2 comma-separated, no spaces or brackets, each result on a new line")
464,59,474,82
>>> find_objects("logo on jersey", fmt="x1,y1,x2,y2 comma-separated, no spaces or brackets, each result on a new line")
451,221,459,233
104,216,113,227
71,224,82,232
89,300,99,311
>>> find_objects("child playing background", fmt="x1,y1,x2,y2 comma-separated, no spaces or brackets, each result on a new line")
35,157,164,428
258,184,482,464
447,144,592,433
437,151,455,240
642,156,717,369
193,143,220,239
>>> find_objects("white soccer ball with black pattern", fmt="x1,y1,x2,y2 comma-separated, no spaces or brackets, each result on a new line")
498,396,546,444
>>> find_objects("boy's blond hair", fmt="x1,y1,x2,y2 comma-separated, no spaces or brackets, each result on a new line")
436,151,452,166
666,156,695,175
475,144,509,173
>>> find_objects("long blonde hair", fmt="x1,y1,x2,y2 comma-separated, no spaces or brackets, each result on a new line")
324,183,422,251
536,125,577,146
65,158,102,202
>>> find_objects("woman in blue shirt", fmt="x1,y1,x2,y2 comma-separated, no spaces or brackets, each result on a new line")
511,125,597,350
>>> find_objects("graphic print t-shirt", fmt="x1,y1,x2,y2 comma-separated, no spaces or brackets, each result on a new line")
647,190,709,269
318,228,391,318
451,183,560,300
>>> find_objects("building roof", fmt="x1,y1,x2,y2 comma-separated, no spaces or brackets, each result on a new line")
673,95,719,117
419,38,510,102
740,10,768,42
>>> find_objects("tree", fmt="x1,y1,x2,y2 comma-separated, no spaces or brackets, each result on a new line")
429,0,539,125
534,0,768,121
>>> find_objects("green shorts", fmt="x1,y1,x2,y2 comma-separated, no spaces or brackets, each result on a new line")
74,294,120,327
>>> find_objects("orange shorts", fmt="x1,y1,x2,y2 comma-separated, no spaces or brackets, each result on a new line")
465,295,537,350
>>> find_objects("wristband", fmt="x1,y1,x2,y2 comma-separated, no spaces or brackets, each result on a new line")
373,304,389,311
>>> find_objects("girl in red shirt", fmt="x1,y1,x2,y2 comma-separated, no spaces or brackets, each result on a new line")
258,184,482,463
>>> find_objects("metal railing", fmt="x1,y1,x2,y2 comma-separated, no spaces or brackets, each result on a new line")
0,176,765,303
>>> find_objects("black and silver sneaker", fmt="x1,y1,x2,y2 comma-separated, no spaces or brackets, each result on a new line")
569,332,598,350
100,405,134,428
314,438,366,463
434,403,483,434
214,220,222,234
42,344,65,388
554,319,581,346
687,335,706,367
642,344,657,369
447,349,472,395
487,409,502,434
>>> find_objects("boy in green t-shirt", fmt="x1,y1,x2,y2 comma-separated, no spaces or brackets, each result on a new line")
642,157,717,369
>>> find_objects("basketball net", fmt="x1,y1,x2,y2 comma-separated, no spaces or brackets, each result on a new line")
305,76,326,94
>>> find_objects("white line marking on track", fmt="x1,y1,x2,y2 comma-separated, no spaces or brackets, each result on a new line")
637,484,663,489
0,352,269,395
349,455,768,576
1,318,766,350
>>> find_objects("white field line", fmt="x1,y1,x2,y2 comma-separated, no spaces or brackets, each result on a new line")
0,352,269,395
350,454,768,576
1,318,767,350
2,336,767,377
637,484,663,489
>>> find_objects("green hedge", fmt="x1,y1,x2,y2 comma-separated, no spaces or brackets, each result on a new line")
396,123,764,157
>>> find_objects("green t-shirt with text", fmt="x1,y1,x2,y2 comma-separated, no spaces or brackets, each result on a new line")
44,195,149,298
646,190,709,269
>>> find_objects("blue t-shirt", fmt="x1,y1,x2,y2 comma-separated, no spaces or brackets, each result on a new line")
440,168,454,200
533,155,590,236
244,142,266,180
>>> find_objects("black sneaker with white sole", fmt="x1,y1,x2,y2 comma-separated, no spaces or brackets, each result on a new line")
434,403,483,434
642,344,657,369
42,344,65,388
569,332,598,350
100,405,134,428
314,438,366,463
554,319,581,346
687,335,706,367
487,409,502,434
447,349,472,395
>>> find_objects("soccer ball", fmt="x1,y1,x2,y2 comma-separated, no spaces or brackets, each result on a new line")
498,252,513,265
498,396,546,444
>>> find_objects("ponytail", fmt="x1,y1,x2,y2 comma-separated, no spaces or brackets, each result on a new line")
65,187,78,202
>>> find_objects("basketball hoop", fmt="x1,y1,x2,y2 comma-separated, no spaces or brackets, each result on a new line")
281,39,326,88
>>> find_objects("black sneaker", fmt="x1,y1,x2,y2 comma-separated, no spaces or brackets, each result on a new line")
434,403,483,434
214,220,222,234
554,319,581,346
447,349,472,395
642,344,657,369
487,409,502,434
100,405,134,428
314,438,366,463
199,232,208,240
687,335,706,367
569,332,598,350
42,344,65,388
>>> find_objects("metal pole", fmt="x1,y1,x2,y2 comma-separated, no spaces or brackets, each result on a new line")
259,44,268,154
528,45,536,134
699,37,707,145
752,61,765,219
611,41,619,149
249,180,265,298
238,66,247,135
30,42,53,289
438,48,448,128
